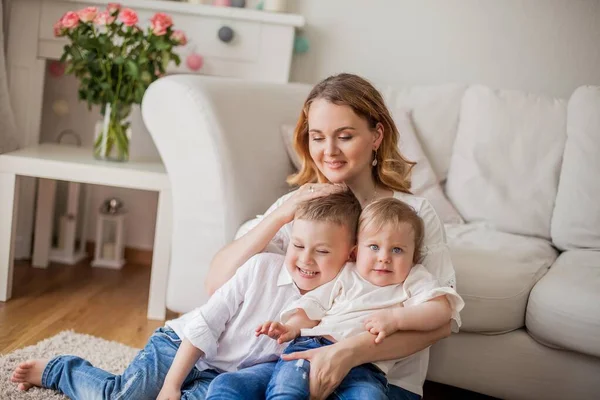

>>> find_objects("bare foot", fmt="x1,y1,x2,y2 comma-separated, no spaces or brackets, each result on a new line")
10,359,49,391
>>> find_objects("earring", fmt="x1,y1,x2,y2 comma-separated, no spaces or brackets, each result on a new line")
372,150,378,167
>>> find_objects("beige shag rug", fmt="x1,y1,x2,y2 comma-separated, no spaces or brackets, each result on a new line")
0,331,140,399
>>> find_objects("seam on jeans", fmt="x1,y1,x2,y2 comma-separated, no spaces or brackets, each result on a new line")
41,356,62,388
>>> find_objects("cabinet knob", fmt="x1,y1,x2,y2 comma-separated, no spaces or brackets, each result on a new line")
218,26,235,43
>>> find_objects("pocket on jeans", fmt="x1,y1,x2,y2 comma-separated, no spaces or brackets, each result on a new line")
157,327,182,343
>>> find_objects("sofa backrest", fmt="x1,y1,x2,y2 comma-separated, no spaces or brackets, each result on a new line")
551,86,600,250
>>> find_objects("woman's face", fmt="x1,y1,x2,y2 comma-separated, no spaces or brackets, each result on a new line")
307,98,383,184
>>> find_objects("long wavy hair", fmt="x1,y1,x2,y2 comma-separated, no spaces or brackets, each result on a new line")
287,73,414,194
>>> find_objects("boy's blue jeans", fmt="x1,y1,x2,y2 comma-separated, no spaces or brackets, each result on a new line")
265,336,388,399
42,327,273,400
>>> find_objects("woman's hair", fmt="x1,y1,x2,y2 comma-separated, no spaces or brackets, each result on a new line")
287,73,415,194
295,189,362,243
358,198,424,264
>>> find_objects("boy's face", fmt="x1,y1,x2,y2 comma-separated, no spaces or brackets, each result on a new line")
356,222,415,287
285,219,354,294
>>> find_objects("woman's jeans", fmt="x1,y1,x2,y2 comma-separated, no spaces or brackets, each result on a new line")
42,327,217,399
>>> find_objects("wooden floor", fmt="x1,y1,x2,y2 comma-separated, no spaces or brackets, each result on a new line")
0,259,494,399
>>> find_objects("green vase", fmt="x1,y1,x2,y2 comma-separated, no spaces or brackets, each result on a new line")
94,103,132,162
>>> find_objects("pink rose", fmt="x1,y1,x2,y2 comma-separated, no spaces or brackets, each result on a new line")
107,3,121,14
77,7,98,23
94,11,115,26
53,20,64,37
60,11,80,29
170,30,187,45
150,12,173,36
119,8,138,27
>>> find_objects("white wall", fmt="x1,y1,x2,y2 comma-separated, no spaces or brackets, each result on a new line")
39,0,600,250
288,0,600,98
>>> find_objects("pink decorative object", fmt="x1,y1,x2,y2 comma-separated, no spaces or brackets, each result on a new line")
214,0,232,7
186,53,204,71
150,12,173,36
48,61,66,78
77,7,98,23
119,8,138,27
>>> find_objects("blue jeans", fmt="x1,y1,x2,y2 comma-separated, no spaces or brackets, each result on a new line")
205,362,277,399
266,336,389,400
42,327,218,400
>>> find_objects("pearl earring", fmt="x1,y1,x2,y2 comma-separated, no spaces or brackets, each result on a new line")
372,150,378,167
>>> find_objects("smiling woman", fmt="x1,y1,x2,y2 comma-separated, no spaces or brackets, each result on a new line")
208,73,459,399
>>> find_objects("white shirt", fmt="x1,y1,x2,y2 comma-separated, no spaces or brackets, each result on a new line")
166,253,301,373
280,263,464,376
241,190,460,396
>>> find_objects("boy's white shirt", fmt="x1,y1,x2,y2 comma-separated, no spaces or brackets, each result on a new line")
166,253,301,373
244,190,463,397
281,263,464,377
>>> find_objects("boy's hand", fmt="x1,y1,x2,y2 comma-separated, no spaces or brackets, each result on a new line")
364,308,400,344
255,321,300,344
157,384,181,400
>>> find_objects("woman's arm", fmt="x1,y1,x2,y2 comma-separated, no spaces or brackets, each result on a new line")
206,184,344,295
364,296,452,342
206,210,287,295
282,323,451,399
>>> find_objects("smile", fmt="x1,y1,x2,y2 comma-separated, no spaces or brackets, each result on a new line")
324,160,346,169
297,267,319,277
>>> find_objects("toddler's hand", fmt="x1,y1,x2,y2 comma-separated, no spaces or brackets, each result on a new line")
364,309,399,344
255,321,299,344
156,384,181,400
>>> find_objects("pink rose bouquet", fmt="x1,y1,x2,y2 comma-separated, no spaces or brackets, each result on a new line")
54,3,187,161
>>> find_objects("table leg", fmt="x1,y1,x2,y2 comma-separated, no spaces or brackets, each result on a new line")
147,189,172,320
32,178,57,268
0,173,19,301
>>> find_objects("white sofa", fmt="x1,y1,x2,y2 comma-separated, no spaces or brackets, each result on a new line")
142,75,600,400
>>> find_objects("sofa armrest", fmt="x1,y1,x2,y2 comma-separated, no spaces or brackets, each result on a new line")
142,75,310,312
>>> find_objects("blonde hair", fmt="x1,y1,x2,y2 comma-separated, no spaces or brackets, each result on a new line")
358,198,424,264
287,73,415,193
296,189,362,242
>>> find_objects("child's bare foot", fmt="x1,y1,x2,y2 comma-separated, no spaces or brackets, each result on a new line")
10,359,49,391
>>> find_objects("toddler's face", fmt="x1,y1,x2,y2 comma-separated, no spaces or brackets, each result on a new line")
285,219,354,294
355,222,415,287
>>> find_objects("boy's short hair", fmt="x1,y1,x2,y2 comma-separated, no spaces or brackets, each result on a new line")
295,189,362,242
358,198,425,264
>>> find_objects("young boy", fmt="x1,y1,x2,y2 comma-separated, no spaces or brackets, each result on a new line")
258,198,464,399
10,190,361,400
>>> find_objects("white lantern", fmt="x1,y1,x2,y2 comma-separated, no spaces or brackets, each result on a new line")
92,202,126,269
48,182,90,265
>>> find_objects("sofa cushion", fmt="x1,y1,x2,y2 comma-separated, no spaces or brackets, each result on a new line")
551,86,600,250
446,85,567,240
446,223,557,333
526,250,600,357
390,83,467,181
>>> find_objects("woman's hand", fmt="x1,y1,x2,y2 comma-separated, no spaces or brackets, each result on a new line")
274,183,346,224
281,342,353,399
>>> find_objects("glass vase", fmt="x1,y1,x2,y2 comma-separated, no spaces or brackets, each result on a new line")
94,103,132,162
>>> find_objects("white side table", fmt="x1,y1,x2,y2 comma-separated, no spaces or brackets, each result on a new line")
0,144,172,320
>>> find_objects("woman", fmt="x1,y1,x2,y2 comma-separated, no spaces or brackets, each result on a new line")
208,73,457,399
